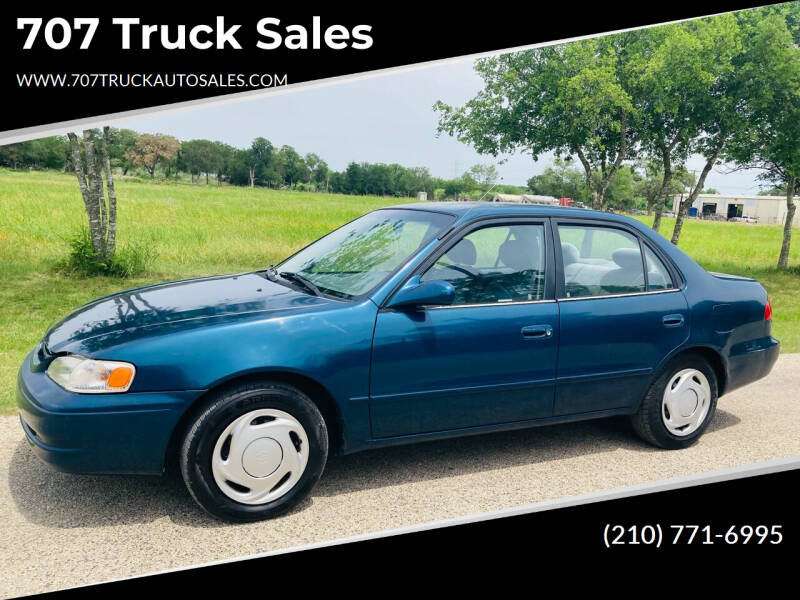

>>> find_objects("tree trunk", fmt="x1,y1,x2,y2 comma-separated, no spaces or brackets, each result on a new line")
67,134,97,233
651,152,673,234
576,113,628,212
671,151,719,245
778,176,797,269
67,130,118,265
576,149,602,209
101,127,117,259
652,204,665,232
85,131,107,255
76,132,106,257
248,166,255,187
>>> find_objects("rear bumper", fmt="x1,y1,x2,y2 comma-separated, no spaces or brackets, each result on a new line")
17,347,203,475
725,336,780,395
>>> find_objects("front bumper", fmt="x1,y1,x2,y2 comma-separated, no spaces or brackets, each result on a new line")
17,346,203,475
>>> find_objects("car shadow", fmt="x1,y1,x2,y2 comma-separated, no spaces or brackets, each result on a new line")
316,409,741,497
7,410,740,529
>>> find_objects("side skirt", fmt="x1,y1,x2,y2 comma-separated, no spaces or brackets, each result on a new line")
341,406,634,455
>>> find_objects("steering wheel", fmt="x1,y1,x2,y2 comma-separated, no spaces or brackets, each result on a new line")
438,263,479,279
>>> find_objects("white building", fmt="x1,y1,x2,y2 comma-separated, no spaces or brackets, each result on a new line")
672,193,799,225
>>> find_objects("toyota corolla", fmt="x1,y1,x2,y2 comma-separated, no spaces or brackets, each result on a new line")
17,203,780,521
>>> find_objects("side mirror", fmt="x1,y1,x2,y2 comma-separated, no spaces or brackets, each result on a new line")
386,276,455,309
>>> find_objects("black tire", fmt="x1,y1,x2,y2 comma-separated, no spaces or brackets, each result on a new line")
630,352,718,449
179,379,328,522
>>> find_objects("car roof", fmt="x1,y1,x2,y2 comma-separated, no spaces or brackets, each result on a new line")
385,201,637,227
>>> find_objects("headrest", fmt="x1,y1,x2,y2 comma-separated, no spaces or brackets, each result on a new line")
446,238,477,266
612,248,642,270
561,242,580,266
499,239,537,271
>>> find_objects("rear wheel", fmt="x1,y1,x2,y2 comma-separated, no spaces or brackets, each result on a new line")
631,353,718,449
180,380,328,522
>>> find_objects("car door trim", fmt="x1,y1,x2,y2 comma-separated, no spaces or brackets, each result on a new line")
556,288,683,302
426,298,557,310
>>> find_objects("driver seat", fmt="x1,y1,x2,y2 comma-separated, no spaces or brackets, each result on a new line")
445,238,477,268
498,239,541,300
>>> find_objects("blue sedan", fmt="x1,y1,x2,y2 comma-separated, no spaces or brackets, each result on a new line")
17,203,780,521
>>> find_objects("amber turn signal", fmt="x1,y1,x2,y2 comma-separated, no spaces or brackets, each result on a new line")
107,366,134,389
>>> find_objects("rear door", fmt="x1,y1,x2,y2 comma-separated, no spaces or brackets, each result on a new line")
553,221,689,415
369,218,558,438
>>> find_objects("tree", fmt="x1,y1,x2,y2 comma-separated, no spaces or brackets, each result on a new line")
228,138,274,187
212,142,235,185
726,5,800,268
443,177,467,200
527,158,588,201
467,163,499,190
435,34,640,210
277,145,308,188
104,128,139,175
181,139,219,183
0,137,69,170
669,15,746,245
603,164,638,210
27,136,69,169
250,137,275,186
304,153,330,190
67,127,118,262
635,160,694,215
634,17,740,233
125,133,180,178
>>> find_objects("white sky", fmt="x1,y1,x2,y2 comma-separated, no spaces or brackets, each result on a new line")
122,58,763,194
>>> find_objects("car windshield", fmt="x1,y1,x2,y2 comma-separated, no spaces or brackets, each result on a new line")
277,209,455,299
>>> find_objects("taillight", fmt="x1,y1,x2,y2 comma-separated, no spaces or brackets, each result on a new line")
765,299,772,321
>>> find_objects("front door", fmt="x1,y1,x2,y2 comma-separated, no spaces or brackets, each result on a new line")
369,220,558,438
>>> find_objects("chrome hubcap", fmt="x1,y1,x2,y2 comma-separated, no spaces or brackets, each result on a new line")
212,409,309,505
662,368,711,437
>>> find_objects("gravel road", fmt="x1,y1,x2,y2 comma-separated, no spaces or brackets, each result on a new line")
2,354,799,597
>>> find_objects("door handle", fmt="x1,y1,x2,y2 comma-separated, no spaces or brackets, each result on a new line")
662,314,685,328
521,324,553,339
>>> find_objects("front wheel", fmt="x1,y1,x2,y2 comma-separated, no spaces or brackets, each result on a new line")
179,380,328,522
631,353,718,449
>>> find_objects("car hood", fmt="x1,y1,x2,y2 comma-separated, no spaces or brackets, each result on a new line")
44,272,337,353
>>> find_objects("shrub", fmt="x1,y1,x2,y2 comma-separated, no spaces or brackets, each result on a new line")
58,227,157,278
107,239,158,278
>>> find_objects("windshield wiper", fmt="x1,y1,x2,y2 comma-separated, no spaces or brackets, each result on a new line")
279,271,321,296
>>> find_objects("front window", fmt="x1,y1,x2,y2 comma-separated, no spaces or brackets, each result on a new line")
420,224,546,305
278,209,454,299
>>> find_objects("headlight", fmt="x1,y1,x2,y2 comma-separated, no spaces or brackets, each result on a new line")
46,355,136,393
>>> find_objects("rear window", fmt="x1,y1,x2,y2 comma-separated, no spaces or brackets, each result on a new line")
558,225,645,298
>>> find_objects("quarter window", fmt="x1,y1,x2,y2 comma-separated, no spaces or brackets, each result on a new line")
421,224,546,305
558,225,645,298
643,245,675,290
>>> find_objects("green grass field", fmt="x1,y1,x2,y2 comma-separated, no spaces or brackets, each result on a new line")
1,169,798,413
